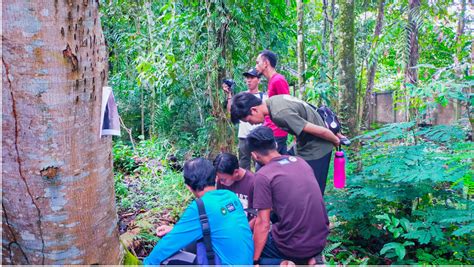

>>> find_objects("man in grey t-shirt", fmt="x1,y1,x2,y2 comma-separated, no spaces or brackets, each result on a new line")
247,126,329,265
230,92,340,195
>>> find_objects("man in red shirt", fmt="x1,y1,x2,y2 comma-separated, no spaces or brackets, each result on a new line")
255,50,289,155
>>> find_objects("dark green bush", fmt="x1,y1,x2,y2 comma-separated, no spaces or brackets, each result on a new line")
325,122,473,264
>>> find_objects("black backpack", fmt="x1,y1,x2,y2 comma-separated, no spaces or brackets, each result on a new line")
308,104,341,135
317,106,341,134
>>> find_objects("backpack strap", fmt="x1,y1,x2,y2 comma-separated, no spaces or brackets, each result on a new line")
196,198,215,265
259,92,264,100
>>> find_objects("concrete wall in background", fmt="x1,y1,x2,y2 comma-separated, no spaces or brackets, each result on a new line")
371,91,462,125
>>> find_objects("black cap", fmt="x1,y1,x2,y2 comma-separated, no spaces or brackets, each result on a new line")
222,79,236,88
243,68,261,78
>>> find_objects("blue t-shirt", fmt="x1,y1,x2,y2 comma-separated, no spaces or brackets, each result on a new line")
143,190,254,265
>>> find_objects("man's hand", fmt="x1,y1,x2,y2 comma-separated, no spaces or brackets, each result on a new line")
155,225,173,237
222,84,232,95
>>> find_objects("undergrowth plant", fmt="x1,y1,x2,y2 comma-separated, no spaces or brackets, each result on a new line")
113,138,192,212
325,122,473,265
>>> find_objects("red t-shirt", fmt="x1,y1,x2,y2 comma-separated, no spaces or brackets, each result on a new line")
264,73,289,137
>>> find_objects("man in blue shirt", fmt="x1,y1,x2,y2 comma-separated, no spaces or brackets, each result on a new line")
143,157,254,265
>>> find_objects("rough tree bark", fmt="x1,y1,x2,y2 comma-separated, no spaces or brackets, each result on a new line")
2,0,121,264
296,0,305,95
338,0,357,137
205,0,215,113
362,0,385,129
204,0,234,153
403,0,421,121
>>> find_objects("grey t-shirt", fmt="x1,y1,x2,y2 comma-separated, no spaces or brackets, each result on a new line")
253,155,329,258
266,95,333,160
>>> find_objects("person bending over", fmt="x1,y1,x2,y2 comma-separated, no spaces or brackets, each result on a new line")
247,126,329,265
231,92,340,195
143,157,253,265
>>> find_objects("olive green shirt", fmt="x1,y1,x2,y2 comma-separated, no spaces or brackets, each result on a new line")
266,95,333,160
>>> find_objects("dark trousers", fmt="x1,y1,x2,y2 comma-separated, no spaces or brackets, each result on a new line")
259,232,324,265
238,138,252,170
275,136,288,155
306,151,332,196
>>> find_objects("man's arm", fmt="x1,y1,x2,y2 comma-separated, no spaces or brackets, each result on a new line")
303,122,340,146
143,203,201,265
226,94,232,113
253,209,271,262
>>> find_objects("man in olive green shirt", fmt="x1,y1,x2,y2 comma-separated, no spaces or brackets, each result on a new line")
230,92,340,195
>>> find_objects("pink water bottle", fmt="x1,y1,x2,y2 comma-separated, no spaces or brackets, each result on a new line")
334,147,346,188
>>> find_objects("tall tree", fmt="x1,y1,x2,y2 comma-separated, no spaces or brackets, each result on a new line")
296,0,305,95
362,0,385,129
322,0,337,91
453,0,467,121
2,0,121,264
338,0,357,136
144,0,157,137
404,0,421,121
453,0,466,77
329,0,336,89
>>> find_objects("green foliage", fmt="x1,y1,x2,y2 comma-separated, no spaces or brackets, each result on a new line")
123,247,142,265
113,141,137,174
113,139,192,214
101,0,299,154
380,241,415,261
326,123,473,264
101,0,473,264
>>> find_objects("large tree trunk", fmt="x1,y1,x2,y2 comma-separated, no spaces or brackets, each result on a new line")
338,0,357,137
205,0,233,154
362,0,385,129
403,0,421,121
296,0,305,96
2,0,121,264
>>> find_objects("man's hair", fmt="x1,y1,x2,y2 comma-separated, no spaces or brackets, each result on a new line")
247,126,276,155
230,92,262,124
183,157,216,191
259,50,278,68
213,153,239,175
